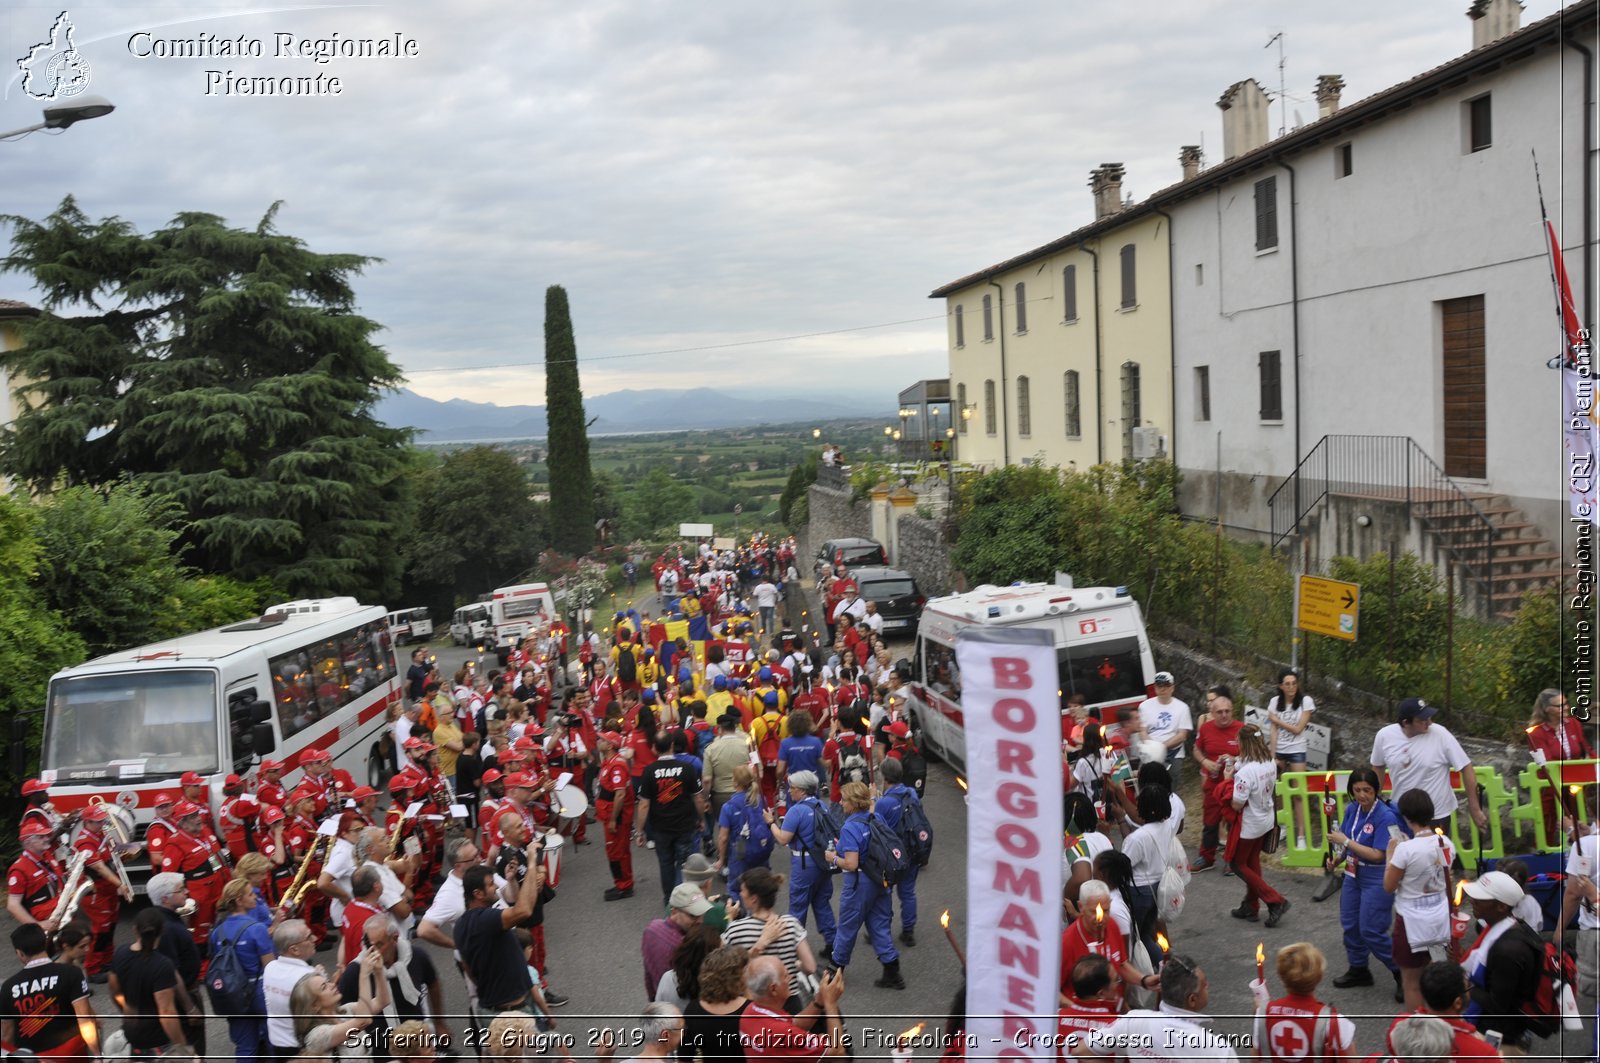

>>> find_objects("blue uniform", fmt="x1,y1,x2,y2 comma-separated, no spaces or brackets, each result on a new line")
829,811,898,968
778,736,825,800
1337,797,1401,972
874,784,921,934
781,797,836,947
718,790,771,888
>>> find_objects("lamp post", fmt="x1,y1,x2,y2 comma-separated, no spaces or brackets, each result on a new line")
929,406,942,459
898,409,912,458
884,425,894,459
0,94,115,140
812,427,821,440
946,426,958,507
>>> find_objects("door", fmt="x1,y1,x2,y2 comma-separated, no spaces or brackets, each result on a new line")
1441,295,1486,479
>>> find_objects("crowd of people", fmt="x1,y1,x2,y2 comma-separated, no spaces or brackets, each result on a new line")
2,535,1596,1063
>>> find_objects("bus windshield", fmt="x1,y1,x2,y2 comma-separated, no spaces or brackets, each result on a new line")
1059,636,1146,707
499,597,547,621
43,669,219,780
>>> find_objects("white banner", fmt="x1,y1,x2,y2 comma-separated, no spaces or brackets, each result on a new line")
957,626,1063,1063
1565,362,1597,524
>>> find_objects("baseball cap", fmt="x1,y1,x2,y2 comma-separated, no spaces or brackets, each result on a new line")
762,691,779,707
173,800,203,820
402,737,425,750
668,881,713,916
481,768,503,785
302,748,331,763
1462,871,1525,907
259,759,283,773
387,776,413,794
512,737,537,751
18,821,52,840
1396,697,1437,723
180,771,205,787
223,773,243,789
600,730,625,746
260,806,286,826
712,676,727,691
349,786,379,801
1153,671,1175,685
81,803,109,823
20,779,49,797
506,772,537,790
887,720,911,738
152,791,177,808
290,784,322,804
759,667,773,682
641,689,657,703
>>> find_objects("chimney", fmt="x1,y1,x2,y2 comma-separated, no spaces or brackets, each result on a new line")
1178,145,1203,181
1088,163,1125,220
1314,75,1345,119
1217,80,1270,161
1469,0,1523,49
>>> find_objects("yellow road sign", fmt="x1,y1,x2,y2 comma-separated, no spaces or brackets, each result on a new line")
1298,575,1360,641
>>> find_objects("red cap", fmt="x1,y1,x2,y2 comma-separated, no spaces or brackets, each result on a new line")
173,800,204,819
289,784,321,805
506,772,537,790
180,771,205,787
259,759,283,773
525,724,545,738
512,737,537,752
349,786,379,801
387,776,413,794
223,773,243,790
481,768,504,784
887,720,911,738
19,821,52,840
260,805,286,826
411,741,436,754
152,791,177,808
20,779,49,797
302,748,331,763
81,803,109,823
599,730,625,746
402,737,424,750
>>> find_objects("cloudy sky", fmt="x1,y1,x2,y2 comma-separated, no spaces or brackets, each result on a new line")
1,0,1575,410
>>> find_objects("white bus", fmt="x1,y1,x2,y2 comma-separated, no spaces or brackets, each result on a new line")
386,606,434,645
449,603,492,647
902,580,1156,774
37,598,402,865
488,582,557,663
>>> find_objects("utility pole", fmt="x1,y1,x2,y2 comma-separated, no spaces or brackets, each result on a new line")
1266,31,1287,137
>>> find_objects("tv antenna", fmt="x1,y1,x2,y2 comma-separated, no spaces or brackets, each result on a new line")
1265,31,1287,136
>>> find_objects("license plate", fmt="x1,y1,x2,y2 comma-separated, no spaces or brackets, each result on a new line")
882,619,909,631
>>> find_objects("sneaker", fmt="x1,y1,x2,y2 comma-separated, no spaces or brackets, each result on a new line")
1223,865,1237,878
1230,905,1259,922
899,928,916,947
603,887,634,901
1332,967,1374,988
1265,899,1291,928
542,989,570,1008
646,840,656,850
1189,856,1216,874
1393,970,1405,1004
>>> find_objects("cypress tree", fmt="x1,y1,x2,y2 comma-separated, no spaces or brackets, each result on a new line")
543,285,595,555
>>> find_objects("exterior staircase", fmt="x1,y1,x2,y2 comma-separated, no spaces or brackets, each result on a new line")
1413,493,1565,618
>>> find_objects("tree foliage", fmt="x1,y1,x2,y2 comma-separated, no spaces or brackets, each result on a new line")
779,452,818,529
30,483,263,657
621,466,699,540
543,285,595,555
0,197,412,600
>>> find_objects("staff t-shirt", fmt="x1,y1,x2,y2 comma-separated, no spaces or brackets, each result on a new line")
641,756,701,836
0,960,89,1053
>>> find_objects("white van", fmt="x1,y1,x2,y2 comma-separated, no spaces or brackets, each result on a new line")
386,607,434,645
902,580,1156,774
449,603,492,647
489,582,558,663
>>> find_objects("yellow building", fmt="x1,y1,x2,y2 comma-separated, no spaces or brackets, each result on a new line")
0,299,38,495
931,164,1172,472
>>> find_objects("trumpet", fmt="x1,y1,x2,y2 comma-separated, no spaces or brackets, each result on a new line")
49,850,90,933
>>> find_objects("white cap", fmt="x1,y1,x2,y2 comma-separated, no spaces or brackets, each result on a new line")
1462,871,1524,907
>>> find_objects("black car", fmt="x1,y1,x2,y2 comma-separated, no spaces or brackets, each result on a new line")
851,566,926,635
813,537,888,584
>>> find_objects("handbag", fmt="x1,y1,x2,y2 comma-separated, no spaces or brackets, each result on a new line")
1125,936,1158,1010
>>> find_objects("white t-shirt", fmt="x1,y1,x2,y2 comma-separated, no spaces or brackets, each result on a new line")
1109,891,1133,938
1568,834,1600,930
263,955,315,1048
323,838,358,925
393,715,414,748
1123,822,1169,887
1267,694,1316,756
1389,833,1452,903
1370,723,1470,818
752,582,779,609
1138,697,1193,759
1062,830,1113,881
1086,1005,1240,1062
862,611,884,635
1232,760,1278,840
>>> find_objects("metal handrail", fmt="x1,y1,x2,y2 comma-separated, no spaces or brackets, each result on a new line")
1268,435,1498,590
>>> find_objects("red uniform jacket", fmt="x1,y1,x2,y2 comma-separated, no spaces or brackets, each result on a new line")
6,852,64,923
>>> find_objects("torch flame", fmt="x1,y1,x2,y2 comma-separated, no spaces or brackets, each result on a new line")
1454,880,1466,906
1571,785,1581,796
1527,725,1540,734
1434,827,1445,837
940,909,950,929
955,776,968,792
901,1024,925,1040
1255,942,1264,965
1155,932,1170,953
1094,903,1104,922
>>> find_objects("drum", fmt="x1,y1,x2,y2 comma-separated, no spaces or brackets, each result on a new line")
539,832,565,887
552,783,588,821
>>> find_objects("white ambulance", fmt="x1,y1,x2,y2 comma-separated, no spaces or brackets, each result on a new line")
902,579,1157,774
488,582,558,663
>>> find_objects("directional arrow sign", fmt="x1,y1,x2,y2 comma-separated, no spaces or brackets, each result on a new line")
1298,575,1361,641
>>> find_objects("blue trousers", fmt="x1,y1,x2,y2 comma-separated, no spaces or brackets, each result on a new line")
788,854,837,947
1340,869,1397,971
654,829,697,903
726,846,771,893
830,872,898,967
892,864,920,931
1129,883,1161,971
227,1016,266,1063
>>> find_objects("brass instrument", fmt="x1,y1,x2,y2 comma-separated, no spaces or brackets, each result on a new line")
280,831,329,912
389,805,413,850
49,850,90,932
88,797,136,900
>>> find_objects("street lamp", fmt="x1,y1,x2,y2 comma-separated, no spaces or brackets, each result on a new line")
898,408,913,460
946,426,958,501
812,427,821,440
0,94,116,140
929,406,942,458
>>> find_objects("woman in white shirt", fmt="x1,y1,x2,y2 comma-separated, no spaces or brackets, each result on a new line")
1227,724,1290,927
1119,786,1173,967
1266,669,1315,772
1383,788,1453,1011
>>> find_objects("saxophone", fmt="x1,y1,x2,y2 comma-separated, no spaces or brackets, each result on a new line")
280,831,327,912
50,850,91,932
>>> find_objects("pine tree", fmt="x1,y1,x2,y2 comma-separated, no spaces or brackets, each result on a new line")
0,197,412,600
543,285,595,555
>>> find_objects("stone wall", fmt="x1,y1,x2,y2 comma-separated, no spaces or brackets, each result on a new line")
896,513,957,597
804,481,960,601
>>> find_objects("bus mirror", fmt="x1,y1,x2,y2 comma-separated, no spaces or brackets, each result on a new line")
250,699,271,724
251,723,276,756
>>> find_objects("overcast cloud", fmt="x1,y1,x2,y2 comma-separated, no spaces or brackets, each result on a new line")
1,0,1573,410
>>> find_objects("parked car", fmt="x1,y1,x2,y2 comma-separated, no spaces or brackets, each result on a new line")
813,537,889,585
850,566,926,635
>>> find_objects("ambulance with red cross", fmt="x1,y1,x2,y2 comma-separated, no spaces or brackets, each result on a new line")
901,579,1157,775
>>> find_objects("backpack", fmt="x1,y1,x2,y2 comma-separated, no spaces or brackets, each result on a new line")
891,787,934,867
615,646,638,684
205,917,260,1017
837,744,870,788
736,796,776,865
1156,831,1192,921
899,749,928,797
801,797,844,875
1518,928,1579,1036
860,812,912,888
758,714,783,768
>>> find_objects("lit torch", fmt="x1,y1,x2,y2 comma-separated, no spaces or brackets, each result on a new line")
940,909,966,968
890,1024,925,1063
1255,941,1265,985
1155,932,1170,973
1093,902,1106,944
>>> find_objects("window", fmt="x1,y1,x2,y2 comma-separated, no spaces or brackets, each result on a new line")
270,620,393,739
1063,371,1081,437
954,305,965,348
983,379,997,435
1120,361,1141,460
1016,375,1031,436
1259,350,1283,420
1255,176,1278,251
1195,366,1211,421
982,294,994,341
1119,244,1136,308
1195,263,1204,285
1335,143,1353,178
957,383,968,434
1467,95,1492,153
1014,282,1027,333
1062,265,1078,321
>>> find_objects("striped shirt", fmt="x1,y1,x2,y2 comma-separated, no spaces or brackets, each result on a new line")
722,914,806,985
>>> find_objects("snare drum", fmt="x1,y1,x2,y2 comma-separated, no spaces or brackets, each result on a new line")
540,832,565,887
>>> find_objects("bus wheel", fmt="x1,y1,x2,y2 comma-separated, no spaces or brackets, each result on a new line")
368,745,390,790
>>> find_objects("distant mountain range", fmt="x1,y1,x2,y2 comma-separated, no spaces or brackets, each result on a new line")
374,387,887,441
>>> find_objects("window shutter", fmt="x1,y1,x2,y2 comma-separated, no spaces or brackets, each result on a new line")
1014,282,1027,333
1255,177,1278,251
1120,246,1136,308
1063,265,1077,321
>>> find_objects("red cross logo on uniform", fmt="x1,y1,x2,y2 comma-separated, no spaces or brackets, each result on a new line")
1268,1020,1310,1061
